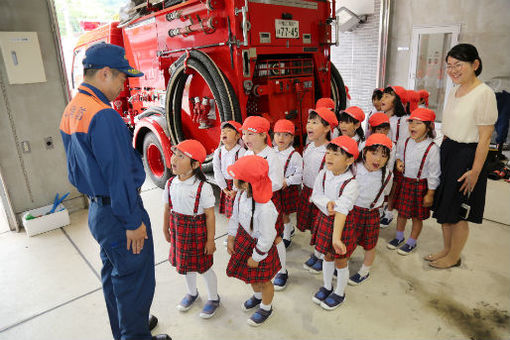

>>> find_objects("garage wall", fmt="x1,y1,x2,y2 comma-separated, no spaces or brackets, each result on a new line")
331,0,383,114
0,0,82,230
386,0,510,86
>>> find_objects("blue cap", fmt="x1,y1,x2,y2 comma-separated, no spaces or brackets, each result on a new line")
82,42,143,77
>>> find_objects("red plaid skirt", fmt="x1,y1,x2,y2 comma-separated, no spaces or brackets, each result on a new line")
296,186,319,232
395,177,430,220
219,179,236,218
169,211,213,274
272,190,284,236
391,169,404,208
280,185,300,214
314,212,356,259
226,225,281,283
351,206,380,251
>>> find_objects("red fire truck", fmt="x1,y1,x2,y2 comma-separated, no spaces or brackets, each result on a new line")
72,0,346,188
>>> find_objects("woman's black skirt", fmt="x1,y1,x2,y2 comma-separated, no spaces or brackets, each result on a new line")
433,137,488,224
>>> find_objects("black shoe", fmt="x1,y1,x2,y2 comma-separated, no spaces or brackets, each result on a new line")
152,335,171,340
283,239,291,248
149,314,158,331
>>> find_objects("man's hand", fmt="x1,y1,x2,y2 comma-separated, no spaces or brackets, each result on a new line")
247,257,259,268
204,239,216,255
126,222,148,254
227,235,235,255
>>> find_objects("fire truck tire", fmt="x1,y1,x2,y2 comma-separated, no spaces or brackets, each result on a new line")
330,63,347,112
142,132,170,189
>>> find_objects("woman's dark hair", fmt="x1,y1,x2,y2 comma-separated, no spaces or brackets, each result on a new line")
191,160,207,182
326,143,355,159
309,110,331,141
372,88,383,101
237,180,255,231
446,43,482,76
339,112,365,142
371,122,390,134
361,145,390,186
383,87,408,117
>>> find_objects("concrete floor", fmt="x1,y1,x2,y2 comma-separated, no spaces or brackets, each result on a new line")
0,180,509,340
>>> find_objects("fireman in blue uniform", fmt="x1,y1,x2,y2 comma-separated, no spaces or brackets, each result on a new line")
60,43,170,340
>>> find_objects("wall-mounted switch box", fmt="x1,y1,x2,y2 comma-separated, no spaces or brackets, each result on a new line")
0,32,46,84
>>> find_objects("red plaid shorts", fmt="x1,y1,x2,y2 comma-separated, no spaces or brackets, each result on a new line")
280,185,300,214
272,191,284,236
314,211,356,259
219,179,236,218
297,186,319,232
351,206,380,251
395,177,430,220
169,211,213,274
226,225,281,283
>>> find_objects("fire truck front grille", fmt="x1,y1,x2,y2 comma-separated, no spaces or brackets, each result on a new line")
255,58,313,79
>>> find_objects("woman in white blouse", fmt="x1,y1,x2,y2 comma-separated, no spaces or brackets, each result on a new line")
429,44,498,268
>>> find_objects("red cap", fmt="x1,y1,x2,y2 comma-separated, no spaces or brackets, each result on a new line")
407,90,421,113
242,116,272,146
330,135,359,159
310,107,338,130
365,133,393,151
274,119,295,134
368,112,390,127
316,97,335,111
173,139,207,164
418,89,429,107
409,108,436,122
343,106,365,123
227,155,273,203
221,120,242,134
388,85,408,104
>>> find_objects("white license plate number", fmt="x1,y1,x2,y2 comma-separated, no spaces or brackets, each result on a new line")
275,19,299,39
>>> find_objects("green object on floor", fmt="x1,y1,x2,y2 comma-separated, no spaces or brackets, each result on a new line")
25,214,36,220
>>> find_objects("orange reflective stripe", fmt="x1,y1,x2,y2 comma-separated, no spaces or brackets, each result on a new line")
60,86,111,134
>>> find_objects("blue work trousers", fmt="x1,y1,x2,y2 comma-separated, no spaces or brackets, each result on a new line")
88,197,155,340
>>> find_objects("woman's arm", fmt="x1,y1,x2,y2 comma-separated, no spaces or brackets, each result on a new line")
458,125,493,194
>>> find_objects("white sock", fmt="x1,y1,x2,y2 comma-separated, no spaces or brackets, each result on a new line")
314,249,324,259
283,222,293,240
185,272,198,296
358,264,370,277
260,302,271,311
201,268,219,300
334,267,349,297
276,241,287,273
322,260,335,290
254,292,262,299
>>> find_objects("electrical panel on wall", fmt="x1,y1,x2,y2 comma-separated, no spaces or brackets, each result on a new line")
0,32,47,84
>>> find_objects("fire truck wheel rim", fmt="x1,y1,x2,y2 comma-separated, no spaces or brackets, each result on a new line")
146,143,165,177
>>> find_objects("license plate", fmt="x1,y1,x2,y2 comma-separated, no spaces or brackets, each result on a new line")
275,19,299,39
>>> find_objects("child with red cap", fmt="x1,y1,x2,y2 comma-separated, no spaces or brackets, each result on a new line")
226,155,280,326
273,119,303,253
241,116,287,288
347,134,394,286
299,107,339,274
336,106,366,144
407,90,422,114
310,136,359,310
162,140,220,318
316,97,336,113
380,86,410,227
388,108,441,255
213,121,246,221
364,88,384,137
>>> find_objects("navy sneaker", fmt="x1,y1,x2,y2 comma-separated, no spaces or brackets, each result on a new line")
320,292,345,310
386,238,405,250
176,293,199,312
312,286,333,305
199,296,220,319
242,295,262,311
283,239,292,248
273,271,289,291
397,243,417,255
247,307,273,326
348,273,370,286
380,214,393,228
309,258,323,274
303,254,318,270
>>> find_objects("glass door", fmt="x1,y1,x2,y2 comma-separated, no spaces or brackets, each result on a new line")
408,25,460,121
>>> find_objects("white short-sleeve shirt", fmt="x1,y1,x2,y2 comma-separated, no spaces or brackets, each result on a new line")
162,176,215,215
